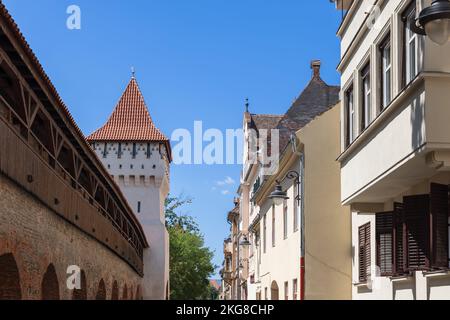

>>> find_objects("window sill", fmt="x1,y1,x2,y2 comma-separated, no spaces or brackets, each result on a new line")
422,269,450,278
389,275,413,283
353,281,370,288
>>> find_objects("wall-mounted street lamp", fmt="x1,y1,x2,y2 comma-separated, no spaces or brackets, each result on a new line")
236,234,251,300
268,162,305,300
411,0,450,45
269,171,301,206
239,236,251,247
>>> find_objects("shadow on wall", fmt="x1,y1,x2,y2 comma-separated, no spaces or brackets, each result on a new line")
427,276,450,300
0,253,21,300
393,279,416,300
41,264,60,300
0,252,142,300
410,94,424,151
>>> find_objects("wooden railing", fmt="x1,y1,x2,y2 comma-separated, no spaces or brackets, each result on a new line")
0,113,144,274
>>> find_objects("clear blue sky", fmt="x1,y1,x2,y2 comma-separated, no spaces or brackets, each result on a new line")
4,0,342,277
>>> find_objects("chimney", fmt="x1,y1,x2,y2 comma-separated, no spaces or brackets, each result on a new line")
311,60,321,78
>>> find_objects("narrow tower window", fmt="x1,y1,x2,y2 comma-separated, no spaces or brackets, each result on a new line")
132,143,137,159
147,143,151,158
118,143,122,159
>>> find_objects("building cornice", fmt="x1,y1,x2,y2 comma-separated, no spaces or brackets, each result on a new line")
336,0,360,38
337,0,385,73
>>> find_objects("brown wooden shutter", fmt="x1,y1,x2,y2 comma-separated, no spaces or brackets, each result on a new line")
404,195,430,270
359,223,371,282
430,183,449,269
376,212,393,276
393,203,406,275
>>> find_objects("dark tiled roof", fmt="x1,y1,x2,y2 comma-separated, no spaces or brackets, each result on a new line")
250,114,284,132
276,74,340,152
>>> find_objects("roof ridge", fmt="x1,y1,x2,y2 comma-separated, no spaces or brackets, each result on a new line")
251,114,284,117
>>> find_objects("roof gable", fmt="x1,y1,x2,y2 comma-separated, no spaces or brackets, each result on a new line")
87,78,169,142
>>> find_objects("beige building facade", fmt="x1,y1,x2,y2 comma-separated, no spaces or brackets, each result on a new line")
252,103,352,300
335,0,450,300
223,62,351,300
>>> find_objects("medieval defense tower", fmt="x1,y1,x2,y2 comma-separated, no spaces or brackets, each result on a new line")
87,75,171,300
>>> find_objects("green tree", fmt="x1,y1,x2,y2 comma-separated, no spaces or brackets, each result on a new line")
165,195,217,300
200,285,220,300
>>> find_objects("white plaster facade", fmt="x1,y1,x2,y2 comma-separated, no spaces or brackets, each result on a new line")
335,0,450,300
249,162,301,301
238,111,301,301
92,141,170,300
88,77,171,300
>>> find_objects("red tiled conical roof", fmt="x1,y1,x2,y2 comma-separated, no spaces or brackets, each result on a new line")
87,77,169,142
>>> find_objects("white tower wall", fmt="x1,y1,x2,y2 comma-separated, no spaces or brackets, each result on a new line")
92,141,170,299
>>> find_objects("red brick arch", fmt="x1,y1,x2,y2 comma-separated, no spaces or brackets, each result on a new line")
96,279,106,300
72,270,87,300
41,264,60,300
135,285,141,300
129,285,134,300
111,280,119,300
0,253,22,300
122,284,128,300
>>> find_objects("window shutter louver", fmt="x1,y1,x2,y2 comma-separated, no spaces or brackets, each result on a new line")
393,203,406,275
404,195,430,270
376,212,394,276
359,223,371,282
430,183,449,269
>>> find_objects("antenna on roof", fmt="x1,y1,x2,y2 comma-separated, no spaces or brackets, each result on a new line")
245,98,249,113
131,66,136,79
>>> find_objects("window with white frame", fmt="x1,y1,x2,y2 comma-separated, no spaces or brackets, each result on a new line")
403,3,420,86
361,63,371,131
345,85,355,147
380,35,392,110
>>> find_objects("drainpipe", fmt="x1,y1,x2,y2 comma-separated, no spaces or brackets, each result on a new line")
299,153,305,300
